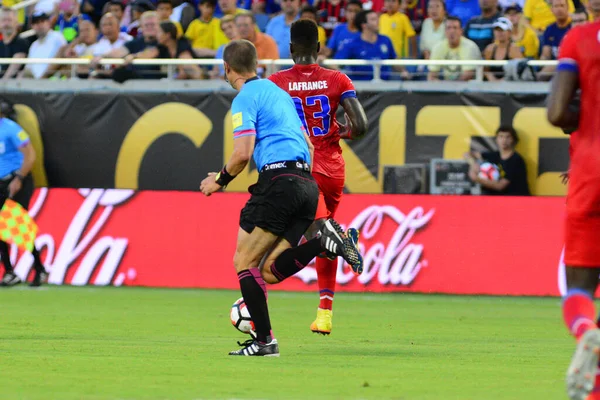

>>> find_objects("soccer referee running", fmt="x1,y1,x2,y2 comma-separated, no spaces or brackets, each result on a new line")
200,39,362,357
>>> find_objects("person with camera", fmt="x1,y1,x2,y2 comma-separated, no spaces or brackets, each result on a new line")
0,103,48,287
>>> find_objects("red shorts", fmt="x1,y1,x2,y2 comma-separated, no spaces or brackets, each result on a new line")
313,172,345,220
565,213,600,267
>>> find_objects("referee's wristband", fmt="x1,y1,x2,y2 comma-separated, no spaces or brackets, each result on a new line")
215,165,235,187
14,173,24,182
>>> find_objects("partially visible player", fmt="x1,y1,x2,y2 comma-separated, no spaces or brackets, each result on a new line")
546,13,600,400
268,19,368,335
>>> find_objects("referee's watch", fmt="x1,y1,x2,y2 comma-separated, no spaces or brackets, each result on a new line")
14,173,24,181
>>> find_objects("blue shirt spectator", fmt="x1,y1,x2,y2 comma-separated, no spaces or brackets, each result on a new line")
446,0,481,26
465,10,501,51
55,13,92,43
327,24,361,57
334,34,397,80
265,0,300,58
542,21,570,59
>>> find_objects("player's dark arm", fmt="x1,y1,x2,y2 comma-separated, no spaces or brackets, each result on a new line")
547,69,579,131
226,135,256,176
339,97,368,140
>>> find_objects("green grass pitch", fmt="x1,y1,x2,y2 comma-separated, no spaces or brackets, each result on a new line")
0,287,575,399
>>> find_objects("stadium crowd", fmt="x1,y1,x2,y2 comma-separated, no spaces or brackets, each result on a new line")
0,0,596,80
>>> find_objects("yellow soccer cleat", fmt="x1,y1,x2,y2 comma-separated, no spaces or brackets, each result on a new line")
310,308,333,335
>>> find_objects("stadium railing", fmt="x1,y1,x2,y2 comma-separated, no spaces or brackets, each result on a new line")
0,57,558,82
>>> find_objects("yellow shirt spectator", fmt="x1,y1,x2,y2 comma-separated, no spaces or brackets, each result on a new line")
185,17,227,50
524,0,574,31
379,12,416,58
514,26,539,58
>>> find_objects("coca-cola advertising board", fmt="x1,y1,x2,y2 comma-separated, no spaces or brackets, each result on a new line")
9,189,567,296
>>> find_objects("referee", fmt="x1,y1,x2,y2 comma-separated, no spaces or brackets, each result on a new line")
200,40,361,357
0,102,48,287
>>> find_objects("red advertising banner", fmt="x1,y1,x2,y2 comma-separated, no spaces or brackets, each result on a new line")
9,189,566,296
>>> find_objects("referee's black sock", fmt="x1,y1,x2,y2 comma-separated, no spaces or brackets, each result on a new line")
0,241,14,274
238,268,272,344
270,238,322,282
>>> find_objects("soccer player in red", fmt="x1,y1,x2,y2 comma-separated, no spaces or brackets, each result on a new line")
269,19,368,335
547,10,600,400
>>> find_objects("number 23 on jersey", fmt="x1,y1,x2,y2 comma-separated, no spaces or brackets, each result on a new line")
292,95,332,137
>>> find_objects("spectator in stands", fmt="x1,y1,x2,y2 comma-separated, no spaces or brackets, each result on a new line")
380,0,416,58
403,0,428,32
219,0,249,17
323,0,361,58
334,10,398,80
589,0,600,21
428,16,482,81
65,19,98,56
465,125,530,196
265,0,300,59
170,0,196,31
483,17,523,80
54,0,92,42
504,4,539,58
523,0,574,34
156,0,184,37
539,0,571,79
300,6,327,48
234,13,278,75
316,0,347,37
93,12,132,53
210,14,237,78
185,0,226,57
84,13,131,78
21,12,66,78
570,7,589,25
250,0,270,31
420,0,447,58
2,0,25,28
106,0,125,26
128,21,201,79
446,0,481,27
102,11,162,79
127,0,155,37
0,8,29,79
465,0,501,51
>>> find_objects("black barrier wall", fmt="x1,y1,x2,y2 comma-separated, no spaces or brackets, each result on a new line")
1,91,568,195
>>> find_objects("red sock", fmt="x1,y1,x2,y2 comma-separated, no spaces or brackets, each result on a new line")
563,290,597,340
316,256,337,310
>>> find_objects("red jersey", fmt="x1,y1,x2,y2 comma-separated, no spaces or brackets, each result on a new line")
558,22,600,215
269,64,357,180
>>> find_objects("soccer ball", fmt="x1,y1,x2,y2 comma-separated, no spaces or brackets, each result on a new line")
478,162,501,181
230,297,255,335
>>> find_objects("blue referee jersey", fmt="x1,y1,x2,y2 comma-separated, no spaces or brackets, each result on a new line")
230,78,311,171
0,118,29,177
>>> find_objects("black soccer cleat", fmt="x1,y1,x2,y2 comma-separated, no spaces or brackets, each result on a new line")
320,219,364,275
0,272,21,287
229,338,280,357
29,271,49,287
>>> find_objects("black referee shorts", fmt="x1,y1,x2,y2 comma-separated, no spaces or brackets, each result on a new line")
240,168,319,246
0,174,34,210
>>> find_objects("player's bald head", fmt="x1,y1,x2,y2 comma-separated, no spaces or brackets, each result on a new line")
290,19,319,58
223,39,257,74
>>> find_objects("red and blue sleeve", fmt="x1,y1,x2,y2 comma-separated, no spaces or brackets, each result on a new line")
557,28,580,74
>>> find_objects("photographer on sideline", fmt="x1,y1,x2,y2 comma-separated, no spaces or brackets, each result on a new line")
0,102,48,287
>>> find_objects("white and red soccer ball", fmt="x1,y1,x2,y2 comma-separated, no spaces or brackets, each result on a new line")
478,162,501,181
230,297,255,335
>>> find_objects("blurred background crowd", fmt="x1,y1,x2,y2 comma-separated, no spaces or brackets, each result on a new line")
0,0,596,80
